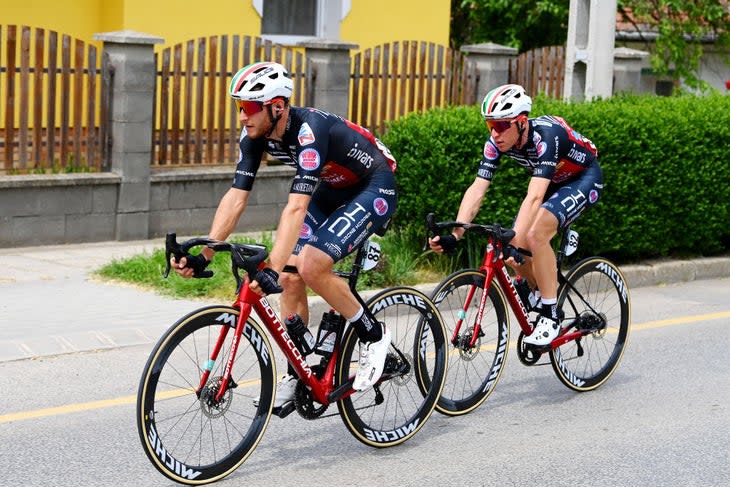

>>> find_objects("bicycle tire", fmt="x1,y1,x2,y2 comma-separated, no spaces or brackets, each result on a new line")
551,257,631,392
429,269,510,416
336,287,448,447
137,306,276,484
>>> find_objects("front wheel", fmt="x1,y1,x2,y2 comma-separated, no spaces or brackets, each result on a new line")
551,257,631,392
429,269,510,416
337,287,447,447
137,306,276,484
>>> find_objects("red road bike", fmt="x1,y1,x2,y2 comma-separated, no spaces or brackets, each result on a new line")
136,234,447,484
426,213,630,416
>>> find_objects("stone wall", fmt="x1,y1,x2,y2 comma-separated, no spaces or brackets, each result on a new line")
0,166,293,248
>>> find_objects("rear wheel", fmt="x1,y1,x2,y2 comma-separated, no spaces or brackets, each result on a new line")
137,306,276,484
430,269,510,416
551,257,631,391
337,287,447,447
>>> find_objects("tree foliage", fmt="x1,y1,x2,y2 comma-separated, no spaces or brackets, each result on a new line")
450,1,730,91
617,0,730,91
450,0,570,51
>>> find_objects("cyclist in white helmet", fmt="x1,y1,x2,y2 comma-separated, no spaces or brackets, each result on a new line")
171,62,397,410
429,83,603,347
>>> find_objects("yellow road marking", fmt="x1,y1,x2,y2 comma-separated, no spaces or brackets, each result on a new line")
2,311,729,424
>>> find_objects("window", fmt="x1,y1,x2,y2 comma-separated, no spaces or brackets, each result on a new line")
262,0,317,36
252,0,351,44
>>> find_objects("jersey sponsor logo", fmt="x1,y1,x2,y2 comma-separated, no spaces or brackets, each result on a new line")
537,141,547,157
298,122,315,146
321,163,356,187
324,241,343,260
373,198,389,216
298,148,321,170
347,145,374,168
533,119,554,127
484,140,498,160
532,131,543,145
299,223,313,240
379,188,395,195
567,146,587,163
292,182,315,193
589,189,599,204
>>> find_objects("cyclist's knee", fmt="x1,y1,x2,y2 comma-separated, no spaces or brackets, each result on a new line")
297,247,334,285
526,223,556,249
279,270,305,291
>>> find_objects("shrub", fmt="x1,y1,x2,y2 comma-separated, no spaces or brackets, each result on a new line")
382,93,730,264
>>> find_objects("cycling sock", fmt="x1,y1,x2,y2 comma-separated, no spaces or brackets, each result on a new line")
347,306,383,343
540,298,558,321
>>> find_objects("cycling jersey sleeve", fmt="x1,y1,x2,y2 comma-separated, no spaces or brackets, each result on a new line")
531,128,560,180
232,128,266,191
290,121,329,196
476,138,501,181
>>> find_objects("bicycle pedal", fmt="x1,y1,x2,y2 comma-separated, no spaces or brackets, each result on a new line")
273,401,296,418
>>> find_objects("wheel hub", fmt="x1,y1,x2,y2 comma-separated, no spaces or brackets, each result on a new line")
199,376,235,419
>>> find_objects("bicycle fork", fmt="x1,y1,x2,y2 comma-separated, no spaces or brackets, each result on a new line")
195,293,258,403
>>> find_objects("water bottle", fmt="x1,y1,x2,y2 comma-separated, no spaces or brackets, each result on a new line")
314,310,342,357
284,313,315,356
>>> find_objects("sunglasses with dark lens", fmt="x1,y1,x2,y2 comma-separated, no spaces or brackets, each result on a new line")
236,99,265,115
486,119,514,133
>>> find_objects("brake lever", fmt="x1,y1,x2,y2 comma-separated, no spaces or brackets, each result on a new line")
423,212,436,251
163,233,185,278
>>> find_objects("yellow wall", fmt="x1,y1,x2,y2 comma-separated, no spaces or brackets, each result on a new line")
343,0,450,50
1,0,102,43
1,0,450,50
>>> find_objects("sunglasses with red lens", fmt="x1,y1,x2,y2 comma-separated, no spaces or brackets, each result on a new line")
236,99,265,115
486,119,514,133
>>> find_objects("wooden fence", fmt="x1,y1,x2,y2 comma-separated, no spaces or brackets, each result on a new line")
350,40,478,135
0,25,109,174
152,35,309,167
509,45,565,99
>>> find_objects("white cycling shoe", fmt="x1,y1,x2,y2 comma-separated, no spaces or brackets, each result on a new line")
353,325,391,391
253,375,297,408
523,315,560,347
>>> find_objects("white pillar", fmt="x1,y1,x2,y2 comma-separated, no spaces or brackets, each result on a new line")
564,0,617,101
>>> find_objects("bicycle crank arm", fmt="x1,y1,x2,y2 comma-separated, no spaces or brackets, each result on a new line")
328,379,355,403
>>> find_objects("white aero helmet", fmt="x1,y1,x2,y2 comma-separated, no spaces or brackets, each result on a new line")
481,84,532,120
229,62,293,102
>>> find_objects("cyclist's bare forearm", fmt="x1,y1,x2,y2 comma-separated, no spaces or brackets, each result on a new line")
268,193,309,272
454,179,490,239
205,188,249,260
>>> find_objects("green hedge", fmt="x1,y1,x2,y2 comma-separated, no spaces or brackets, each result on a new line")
381,93,730,263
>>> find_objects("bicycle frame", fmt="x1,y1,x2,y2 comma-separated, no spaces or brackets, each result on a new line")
195,247,373,407
445,227,589,351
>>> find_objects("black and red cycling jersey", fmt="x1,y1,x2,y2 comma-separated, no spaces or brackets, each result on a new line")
477,115,599,184
232,106,397,194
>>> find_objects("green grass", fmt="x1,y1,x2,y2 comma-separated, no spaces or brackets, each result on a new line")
94,231,444,300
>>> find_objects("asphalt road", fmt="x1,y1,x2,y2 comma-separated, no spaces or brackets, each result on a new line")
1,276,729,487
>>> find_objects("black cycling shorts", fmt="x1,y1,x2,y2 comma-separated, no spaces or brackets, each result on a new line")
293,170,397,262
541,163,603,229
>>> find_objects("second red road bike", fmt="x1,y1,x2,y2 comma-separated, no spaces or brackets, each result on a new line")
426,213,631,416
